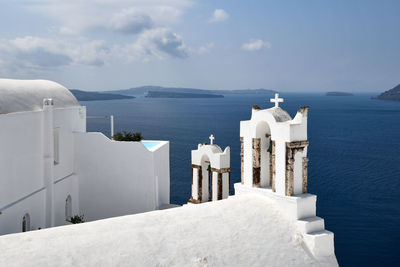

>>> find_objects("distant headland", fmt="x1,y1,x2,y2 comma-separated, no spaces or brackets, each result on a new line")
70,89,135,101
326,91,354,96
107,86,276,96
372,84,400,101
146,91,224,98
70,86,276,101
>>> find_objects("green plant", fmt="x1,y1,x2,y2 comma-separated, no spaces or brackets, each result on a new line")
68,214,85,224
252,105,261,110
113,131,143,141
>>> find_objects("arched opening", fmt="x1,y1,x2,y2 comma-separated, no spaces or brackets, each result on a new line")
200,155,211,202
22,213,30,232
255,121,272,188
65,195,72,221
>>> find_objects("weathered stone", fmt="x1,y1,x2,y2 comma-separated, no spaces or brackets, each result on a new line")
286,140,309,149
252,138,261,187
187,198,201,204
302,157,309,193
211,167,231,173
218,173,223,200
190,164,201,169
208,169,212,201
198,166,203,202
297,106,309,116
285,158,294,196
285,141,309,196
228,172,231,196
270,141,276,192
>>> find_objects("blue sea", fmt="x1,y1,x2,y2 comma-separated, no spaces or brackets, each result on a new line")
83,93,400,266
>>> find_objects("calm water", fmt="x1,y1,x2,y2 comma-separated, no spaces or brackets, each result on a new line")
83,93,400,266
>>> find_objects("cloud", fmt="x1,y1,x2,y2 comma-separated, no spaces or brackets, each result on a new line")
120,28,189,61
0,28,193,73
0,1,201,73
0,36,110,72
241,39,271,51
209,9,229,23
196,43,214,54
21,0,194,34
109,8,153,34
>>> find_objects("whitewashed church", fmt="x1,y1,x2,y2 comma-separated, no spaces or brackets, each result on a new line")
0,79,170,235
0,79,338,266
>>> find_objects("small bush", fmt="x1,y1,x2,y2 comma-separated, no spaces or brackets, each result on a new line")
252,105,261,110
113,131,143,141
68,215,85,224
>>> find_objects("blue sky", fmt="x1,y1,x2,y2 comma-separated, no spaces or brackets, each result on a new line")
0,0,399,92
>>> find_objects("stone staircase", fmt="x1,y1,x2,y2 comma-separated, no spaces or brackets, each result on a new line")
234,183,335,258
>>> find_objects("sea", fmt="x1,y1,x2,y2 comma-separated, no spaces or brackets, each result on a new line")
83,93,400,266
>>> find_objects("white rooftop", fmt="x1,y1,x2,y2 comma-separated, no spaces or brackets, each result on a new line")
0,195,337,266
0,78,79,114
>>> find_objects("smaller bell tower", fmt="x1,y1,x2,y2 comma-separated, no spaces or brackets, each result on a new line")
188,135,230,204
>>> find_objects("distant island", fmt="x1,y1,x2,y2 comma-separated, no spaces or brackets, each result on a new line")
372,84,400,101
146,91,224,98
70,89,135,101
70,86,276,101
106,86,276,96
326,92,354,96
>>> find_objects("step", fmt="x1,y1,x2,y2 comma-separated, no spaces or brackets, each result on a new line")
303,230,335,257
297,216,325,234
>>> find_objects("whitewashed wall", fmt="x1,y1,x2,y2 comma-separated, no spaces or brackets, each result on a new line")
0,106,85,235
0,111,44,208
74,132,169,222
0,104,169,235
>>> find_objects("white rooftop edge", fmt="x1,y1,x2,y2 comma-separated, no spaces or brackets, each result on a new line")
0,78,80,114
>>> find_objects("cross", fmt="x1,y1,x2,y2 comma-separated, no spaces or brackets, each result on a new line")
270,93,284,108
209,134,215,145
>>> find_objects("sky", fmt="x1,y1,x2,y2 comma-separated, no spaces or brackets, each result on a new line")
0,0,399,92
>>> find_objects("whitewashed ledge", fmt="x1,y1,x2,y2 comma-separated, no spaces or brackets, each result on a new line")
0,195,338,267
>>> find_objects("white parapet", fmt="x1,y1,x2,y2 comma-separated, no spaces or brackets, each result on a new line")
234,183,316,220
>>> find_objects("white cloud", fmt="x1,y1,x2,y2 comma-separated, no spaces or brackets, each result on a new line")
0,1,206,73
209,9,229,23
241,39,271,51
110,8,153,34
196,43,214,54
21,0,193,34
0,36,110,72
120,28,189,61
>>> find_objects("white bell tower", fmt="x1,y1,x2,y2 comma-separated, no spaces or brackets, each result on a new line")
235,93,335,258
238,93,309,196
188,135,230,203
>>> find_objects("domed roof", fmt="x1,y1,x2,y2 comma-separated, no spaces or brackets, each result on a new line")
0,79,80,114
266,107,292,122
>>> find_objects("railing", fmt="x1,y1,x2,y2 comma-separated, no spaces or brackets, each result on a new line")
87,115,114,139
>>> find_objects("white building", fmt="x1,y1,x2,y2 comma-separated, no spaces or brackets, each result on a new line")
235,93,335,258
0,84,337,266
189,134,230,203
0,79,170,236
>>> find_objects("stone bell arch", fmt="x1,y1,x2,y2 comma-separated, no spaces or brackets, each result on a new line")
235,94,335,259
239,93,309,196
188,135,230,203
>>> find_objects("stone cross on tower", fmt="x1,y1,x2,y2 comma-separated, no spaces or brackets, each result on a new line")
270,93,284,108
209,134,215,145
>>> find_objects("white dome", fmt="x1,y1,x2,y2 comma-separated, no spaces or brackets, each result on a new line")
0,79,80,114
266,107,292,122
